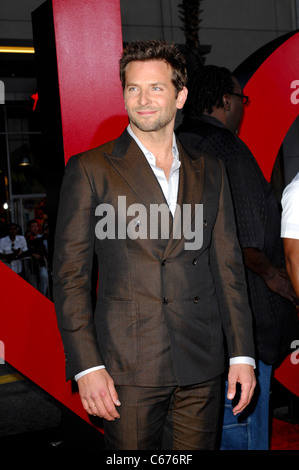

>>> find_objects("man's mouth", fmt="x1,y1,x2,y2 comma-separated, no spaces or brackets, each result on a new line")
136,109,157,116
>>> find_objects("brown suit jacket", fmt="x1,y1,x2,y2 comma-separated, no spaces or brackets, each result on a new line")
53,129,255,386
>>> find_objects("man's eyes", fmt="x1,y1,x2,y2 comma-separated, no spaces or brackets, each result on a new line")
127,86,163,92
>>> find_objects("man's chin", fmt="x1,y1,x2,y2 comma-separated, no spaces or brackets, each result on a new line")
131,120,161,133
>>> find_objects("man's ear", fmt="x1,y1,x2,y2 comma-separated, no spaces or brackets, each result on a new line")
176,86,188,109
222,94,231,111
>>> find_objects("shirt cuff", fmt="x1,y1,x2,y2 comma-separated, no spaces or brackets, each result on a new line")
74,365,105,381
230,356,256,369
74,358,256,381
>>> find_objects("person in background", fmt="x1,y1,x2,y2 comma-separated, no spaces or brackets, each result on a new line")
26,219,49,296
281,172,299,298
176,64,299,450
0,222,28,274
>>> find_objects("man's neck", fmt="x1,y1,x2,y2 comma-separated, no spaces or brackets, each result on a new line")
204,110,236,134
204,110,226,127
129,123,175,181
130,123,174,160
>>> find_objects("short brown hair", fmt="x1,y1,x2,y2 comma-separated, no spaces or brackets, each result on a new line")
119,39,187,96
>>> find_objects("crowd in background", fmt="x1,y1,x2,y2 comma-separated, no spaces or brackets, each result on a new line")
0,201,51,298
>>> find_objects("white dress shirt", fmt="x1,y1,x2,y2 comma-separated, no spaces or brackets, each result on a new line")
0,235,28,274
281,172,299,240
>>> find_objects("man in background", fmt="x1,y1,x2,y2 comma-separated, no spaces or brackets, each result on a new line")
26,219,49,296
281,172,299,298
176,64,299,450
0,223,28,274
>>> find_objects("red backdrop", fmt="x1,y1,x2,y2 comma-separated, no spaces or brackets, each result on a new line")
52,0,128,162
238,32,299,393
239,32,299,182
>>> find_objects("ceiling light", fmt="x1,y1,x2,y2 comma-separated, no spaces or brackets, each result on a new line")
0,46,35,54
19,155,31,166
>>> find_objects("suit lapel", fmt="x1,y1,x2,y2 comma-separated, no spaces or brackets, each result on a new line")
104,130,172,239
104,131,204,252
163,143,205,258
105,130,167,206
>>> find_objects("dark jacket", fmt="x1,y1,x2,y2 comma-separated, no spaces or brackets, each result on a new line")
177,114,299,365
53,129,255,383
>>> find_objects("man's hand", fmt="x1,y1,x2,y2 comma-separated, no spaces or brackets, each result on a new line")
243,247,297,303
77,368,121,421
283,237,299,299
227,364,256,415
265,266,297,303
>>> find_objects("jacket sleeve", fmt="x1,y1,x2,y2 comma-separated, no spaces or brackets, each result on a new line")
53,154,103,380
209,160,256,361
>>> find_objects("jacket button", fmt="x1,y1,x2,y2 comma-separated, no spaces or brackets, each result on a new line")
163,297,169,305
192,258,198,265
161,259,167,266
193,296,200,303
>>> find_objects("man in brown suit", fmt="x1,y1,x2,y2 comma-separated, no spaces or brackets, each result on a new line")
53,40,256,450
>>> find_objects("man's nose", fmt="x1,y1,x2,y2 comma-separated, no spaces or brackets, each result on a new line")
138,89,151,105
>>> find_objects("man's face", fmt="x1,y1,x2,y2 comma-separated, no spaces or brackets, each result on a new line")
123,60,187,134
30,222,39,234
8,225,17,238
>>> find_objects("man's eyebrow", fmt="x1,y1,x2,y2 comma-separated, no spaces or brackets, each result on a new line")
126,81,167,87
151,82,167,87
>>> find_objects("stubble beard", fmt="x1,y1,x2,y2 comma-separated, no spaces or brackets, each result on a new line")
128,110,175,133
